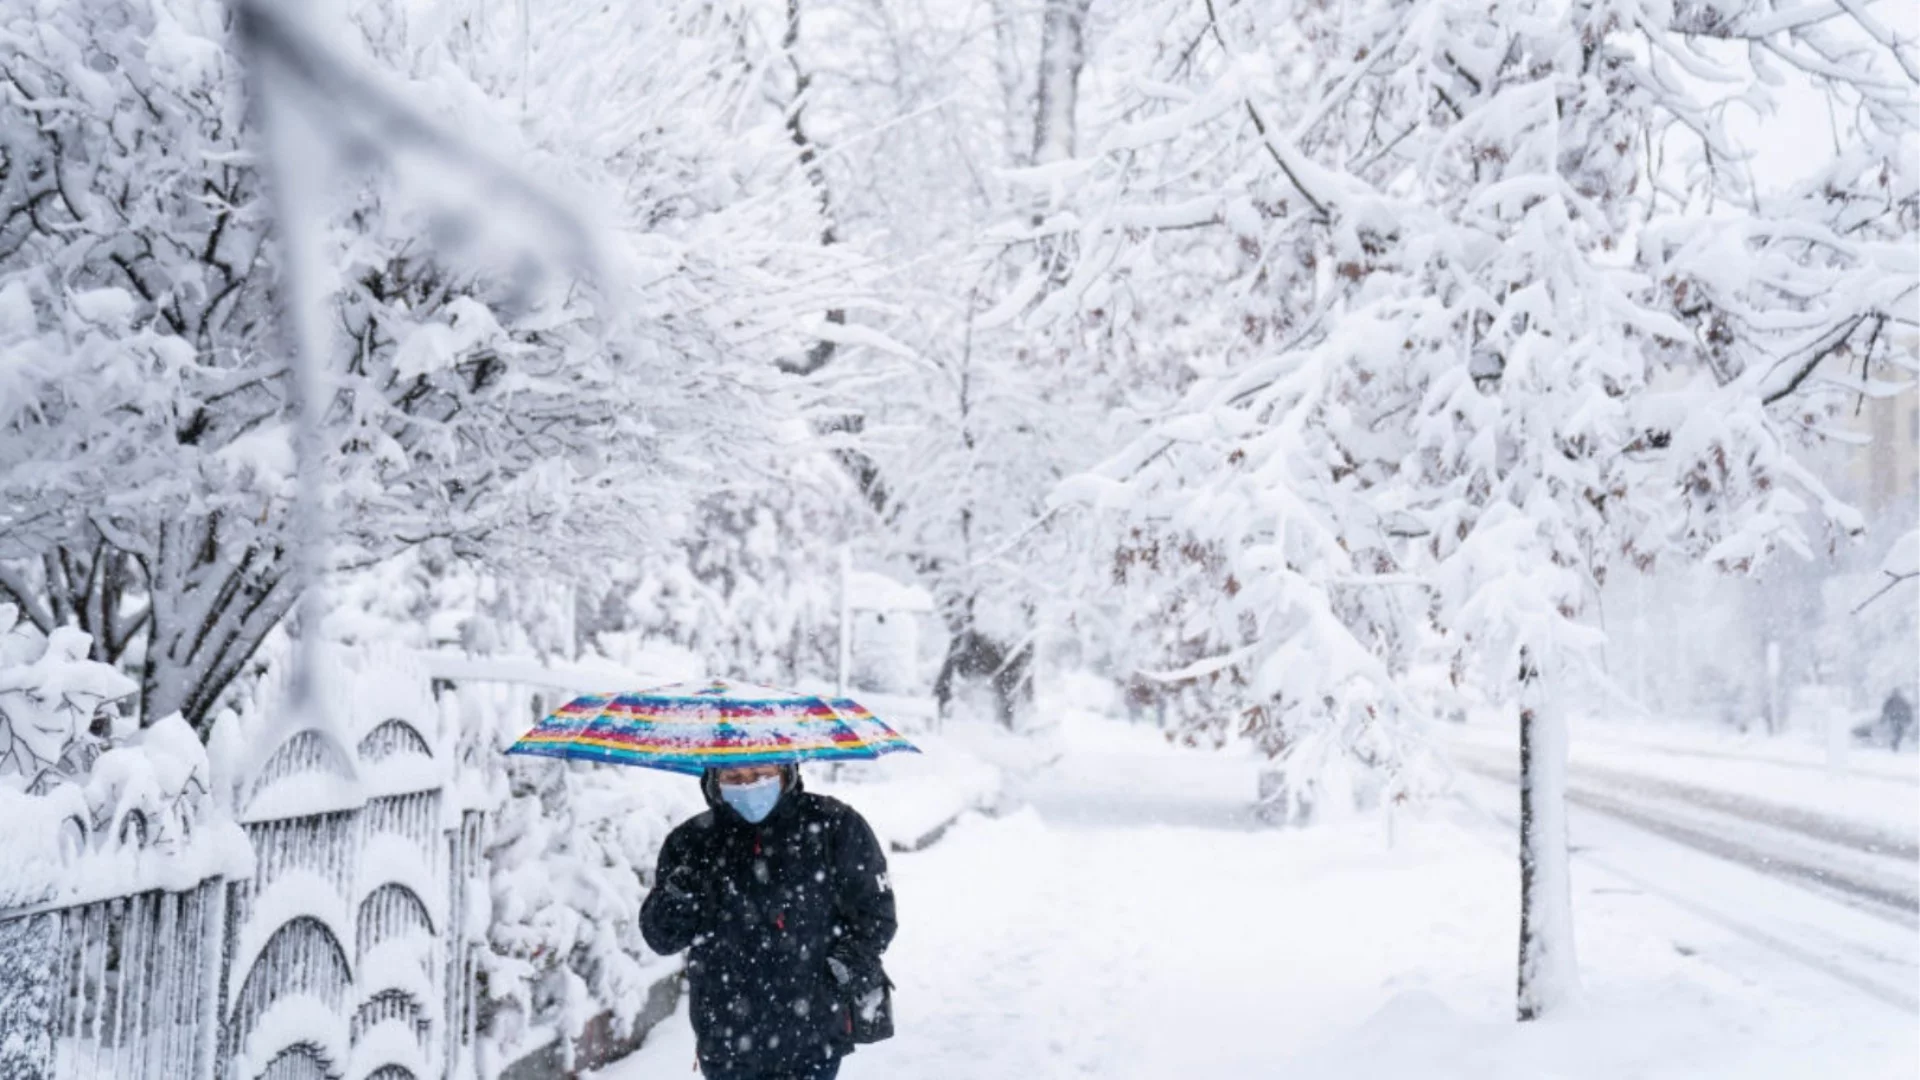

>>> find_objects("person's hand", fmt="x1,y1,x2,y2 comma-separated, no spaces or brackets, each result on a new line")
854,984,886,1022
663,864,702,904
826,948,879,994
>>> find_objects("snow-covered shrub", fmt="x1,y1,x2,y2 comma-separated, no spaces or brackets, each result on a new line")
0,605,247,909
481,753,698,1065
0,607,137,794
428,674,702,1071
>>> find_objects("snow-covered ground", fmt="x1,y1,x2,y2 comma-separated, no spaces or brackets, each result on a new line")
597,712,1918,1079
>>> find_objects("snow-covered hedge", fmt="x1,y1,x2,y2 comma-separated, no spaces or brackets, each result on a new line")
398,656,697,1074
0,605,249,910
481,744,701,1069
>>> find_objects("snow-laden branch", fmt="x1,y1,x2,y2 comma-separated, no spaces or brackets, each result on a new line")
232,0,600,276
1853,528,1920,613
1024,0,1915,886
0,0,859,732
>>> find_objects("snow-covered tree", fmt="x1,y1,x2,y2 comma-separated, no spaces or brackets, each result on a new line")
757,0,1142,725
1048,0,1916,1018
601,481,847,688
0,0,842,734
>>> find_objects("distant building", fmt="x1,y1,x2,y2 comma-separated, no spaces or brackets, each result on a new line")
1812,386,1919,529
1865,389,1920,525
1600,383,1918,731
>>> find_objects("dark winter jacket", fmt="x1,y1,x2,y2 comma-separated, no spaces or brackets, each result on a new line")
1884,692,1913,729
640,769,896,1073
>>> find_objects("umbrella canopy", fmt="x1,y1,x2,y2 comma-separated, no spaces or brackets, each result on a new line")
504,678,921,775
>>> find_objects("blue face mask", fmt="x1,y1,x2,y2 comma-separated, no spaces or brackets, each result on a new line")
719,776,783,824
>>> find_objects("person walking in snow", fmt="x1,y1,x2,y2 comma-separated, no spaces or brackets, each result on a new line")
1881,689,1914,752
641,762,896,1080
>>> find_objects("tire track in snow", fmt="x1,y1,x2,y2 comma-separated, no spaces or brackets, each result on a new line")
1558,783,1919,922
1454,766,1919,1015
1559,759,1919,861
1450,748,1919,925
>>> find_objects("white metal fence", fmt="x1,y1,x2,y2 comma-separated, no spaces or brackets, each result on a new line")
0,648,491,1080
0,879,227,1080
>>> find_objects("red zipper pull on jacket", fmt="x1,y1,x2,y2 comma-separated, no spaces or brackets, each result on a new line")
775,911,786,931
753,834,762,856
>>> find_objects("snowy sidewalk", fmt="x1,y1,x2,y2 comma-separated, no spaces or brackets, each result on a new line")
597,713,1917,1079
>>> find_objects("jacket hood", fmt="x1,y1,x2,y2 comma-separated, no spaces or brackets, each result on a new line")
701,764,803,821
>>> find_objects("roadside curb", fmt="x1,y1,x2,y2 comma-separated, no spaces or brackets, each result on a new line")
497,967,682,1080
891,783,1026,853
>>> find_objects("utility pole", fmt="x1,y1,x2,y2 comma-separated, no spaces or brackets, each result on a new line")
837,547,852,697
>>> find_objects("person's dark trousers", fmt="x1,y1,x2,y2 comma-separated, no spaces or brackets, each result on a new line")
698,1056,842,1080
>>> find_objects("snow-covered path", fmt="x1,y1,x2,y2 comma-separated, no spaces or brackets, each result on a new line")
845,719,1445,1078
599,714,1918,1079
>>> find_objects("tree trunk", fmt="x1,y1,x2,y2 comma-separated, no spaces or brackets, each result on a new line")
1032,0,1092,165
934,628,1033,730
1516,649,1579,1020
138,524,298,735
776,0,846,378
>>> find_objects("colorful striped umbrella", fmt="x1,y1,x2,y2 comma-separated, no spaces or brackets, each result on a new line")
504,678,921,775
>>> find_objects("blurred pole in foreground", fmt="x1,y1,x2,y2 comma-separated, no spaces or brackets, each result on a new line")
238,0,334,736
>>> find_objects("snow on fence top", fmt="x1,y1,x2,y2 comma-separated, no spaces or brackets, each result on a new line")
213,643,448,823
